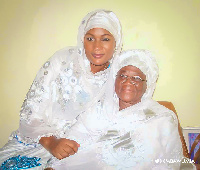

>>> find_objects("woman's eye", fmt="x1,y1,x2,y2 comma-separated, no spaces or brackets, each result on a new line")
102,38,110,41
86,37,94,41
120,74,126,79
133,76,142,81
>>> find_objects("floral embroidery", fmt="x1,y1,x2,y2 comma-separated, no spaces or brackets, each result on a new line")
69,76,77,86
43,61,50,69
64,68,73,77
44,70,48,75
20,75,49,123
62,61,67,65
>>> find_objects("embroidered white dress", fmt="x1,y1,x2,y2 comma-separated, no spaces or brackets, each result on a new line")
48,100,183,170
0,9,123,169
0,47,111,169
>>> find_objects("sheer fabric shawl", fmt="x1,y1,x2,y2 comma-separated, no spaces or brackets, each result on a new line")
50,50,183,169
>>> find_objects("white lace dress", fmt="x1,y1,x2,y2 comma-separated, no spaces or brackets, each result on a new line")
49,100,183,170
0,47,111,170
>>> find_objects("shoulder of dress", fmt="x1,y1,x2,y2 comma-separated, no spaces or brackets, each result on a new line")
146,100,178,123
44,46,78,70
54,46,77,54
49,46,78,62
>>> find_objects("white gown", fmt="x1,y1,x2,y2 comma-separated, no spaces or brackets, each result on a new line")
49,100,183,170
0,47,111,169
0,9,123,169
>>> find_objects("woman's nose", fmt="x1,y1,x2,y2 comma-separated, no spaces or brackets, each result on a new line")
94,40,102,51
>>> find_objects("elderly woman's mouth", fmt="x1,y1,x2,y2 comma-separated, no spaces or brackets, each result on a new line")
121,87,134,92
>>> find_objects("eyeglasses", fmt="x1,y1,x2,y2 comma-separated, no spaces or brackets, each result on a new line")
116,74,147,84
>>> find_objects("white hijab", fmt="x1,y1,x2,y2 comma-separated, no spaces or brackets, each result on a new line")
77,9,122,55
103,49,159,116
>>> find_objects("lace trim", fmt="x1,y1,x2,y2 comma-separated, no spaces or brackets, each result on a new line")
35,131,63,143
13,135,37,147
11,118,75,146
10,131,64,145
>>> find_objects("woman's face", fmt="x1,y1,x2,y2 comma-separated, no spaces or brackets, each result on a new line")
115,65,147,106
84,28,116,66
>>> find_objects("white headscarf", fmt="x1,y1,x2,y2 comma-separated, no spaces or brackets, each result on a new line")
77,9,122,53
103,49,159,115
77,9,123,68
113,49,159,101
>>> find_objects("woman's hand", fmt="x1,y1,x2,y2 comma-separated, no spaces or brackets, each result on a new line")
39,136,80,160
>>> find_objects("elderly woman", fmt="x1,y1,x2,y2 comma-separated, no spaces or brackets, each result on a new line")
49,50,183,169
0,10,122,169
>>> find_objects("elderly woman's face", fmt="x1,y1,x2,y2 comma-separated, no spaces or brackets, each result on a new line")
84,28,116,66
115,65,147,106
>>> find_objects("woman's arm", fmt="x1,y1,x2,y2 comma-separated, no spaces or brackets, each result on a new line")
17,49,73,144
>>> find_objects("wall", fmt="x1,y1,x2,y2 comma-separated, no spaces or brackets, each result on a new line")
0,0,199,147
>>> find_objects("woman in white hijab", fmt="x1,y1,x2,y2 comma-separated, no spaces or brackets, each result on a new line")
0,9,122,169
49,50,183,169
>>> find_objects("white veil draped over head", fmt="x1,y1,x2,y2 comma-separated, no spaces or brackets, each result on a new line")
77,9,123,56
114,50,159,101
16,9,123,144
103,49,159,115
